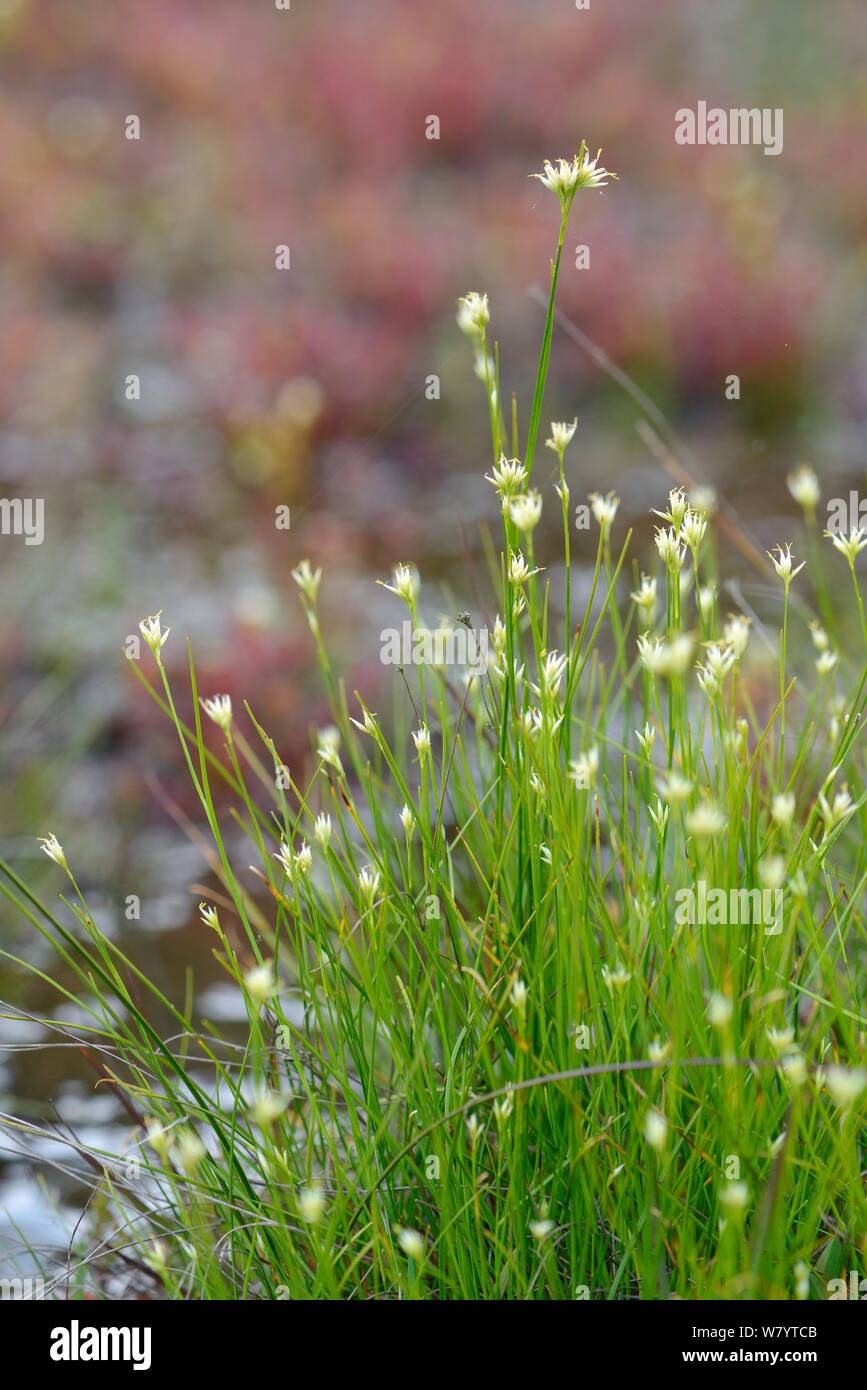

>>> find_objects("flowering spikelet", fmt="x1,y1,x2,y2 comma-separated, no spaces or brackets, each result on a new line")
531,144,616,201
202,694,233,732
139,612,170,657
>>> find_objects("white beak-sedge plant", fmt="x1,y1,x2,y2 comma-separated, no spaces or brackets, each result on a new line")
1,150,865,1302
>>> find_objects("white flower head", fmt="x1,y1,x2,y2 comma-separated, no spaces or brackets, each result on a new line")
412,724,431,757
707,992,733,1028
720,1181,749,1214
399,804,414,836
316,725,343,771
686,800,726,837
531,144,616,200
509,490,543,533
198,902,219,931
202,694,233,732
767,543,805,585
648,1037,671,1065
703,642,736,682
723,614,751,659
653,487,689,530
314,813,333,847
145,1120,172,1159
508,550,540,585
643,1110,668,1152
486,456,527,496
546,418,578,457
298,1185,326,1224
648,797,670,835
139,612,170,658
816,649,838,676
818,782,854,836
787,465,820,512
636,721,655,756
466,1113,483,1147
824,1066,866,1110
175,1129,207,1175
630,573,657,617
291,559,322,602
397,1227,425,1261
827,526,867,565
493,1090,514,1126
293,842,312,875
680,508,707,551
602,963,632,990
529,1218,555,1241
350,704,379,737
766,1026,795,1055
638,632,695,678
457,292,489,337
509,977,528,1012
244,963,277,1006
771,791,795,828
589,490,619,537
654,525,686,572
533,649,568,701
357,865,381,905
759,854,785,891
380,564,418,608
782,1051,808,1087
249,1087,288,1129
39,833,67,869
659,770,693,806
